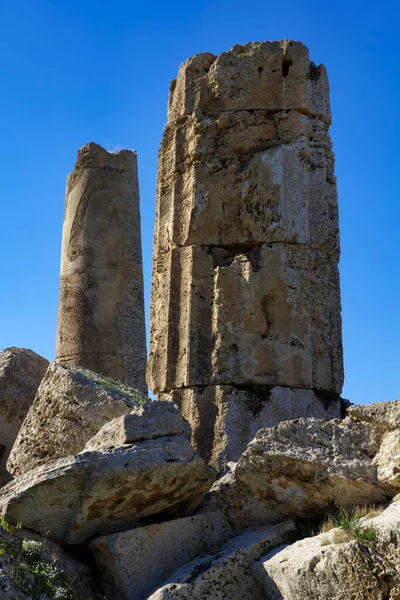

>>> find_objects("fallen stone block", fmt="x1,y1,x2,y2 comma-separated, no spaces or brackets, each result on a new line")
348,398,400,431
7,362,145,477
90,511,232,600
84,400,191,451
373,429,400,488
0,436,215,544
147,520,294,600
235,417,395,523
253,500,400,599
200,416,399,531
0,347,48,486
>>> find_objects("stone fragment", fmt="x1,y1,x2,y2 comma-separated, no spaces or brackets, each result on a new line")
162,386,341,469
0,437,214,544
199,414,400,531
253,500,400,599
373,429,400,488
196,467,253,533
149,243,343,394
7,362,143,477
348,398,400,431
90,512,232,600
56,142,147,393
0,348,48,486
147,521,294,600
235,418,395,523
84,401,191,451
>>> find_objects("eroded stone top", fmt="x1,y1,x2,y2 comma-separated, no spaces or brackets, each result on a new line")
74,142,137,171
168,40,331,123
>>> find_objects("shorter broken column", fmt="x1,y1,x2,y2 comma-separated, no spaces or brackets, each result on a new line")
56,143,147,394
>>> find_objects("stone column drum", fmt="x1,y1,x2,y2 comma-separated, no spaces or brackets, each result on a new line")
148,41,344,469
56,143,147,394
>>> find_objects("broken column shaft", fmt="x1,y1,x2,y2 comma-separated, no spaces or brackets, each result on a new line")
56,142,147,394
148,41,344,469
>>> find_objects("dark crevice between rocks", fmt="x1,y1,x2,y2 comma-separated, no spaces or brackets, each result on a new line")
166,240,339,261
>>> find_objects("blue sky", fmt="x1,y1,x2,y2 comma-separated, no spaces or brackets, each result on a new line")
0,1,398,404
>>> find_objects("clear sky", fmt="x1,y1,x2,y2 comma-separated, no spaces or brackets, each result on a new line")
0,1,398,404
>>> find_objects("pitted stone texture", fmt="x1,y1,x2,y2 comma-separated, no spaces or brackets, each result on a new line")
198,421,398,533
253,501,400,599
149,41,343,465
90,512,232,600
56,142,147,393
196,468,251,533
84,401,191,451
149,244,343,394
348,398,400,431
168,41,330,121
199,414,400,532
0,348,48,486
148,521,294,600
161,386,341,470
235,417,395,523
7,362,142,477
155,112,338,255
0,437,215,544
373,429,400,489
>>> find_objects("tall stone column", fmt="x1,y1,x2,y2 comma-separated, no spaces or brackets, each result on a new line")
148,41,344,469
56,143,147,394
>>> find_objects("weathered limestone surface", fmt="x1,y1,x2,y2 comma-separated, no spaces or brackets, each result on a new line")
0,348,48,486
148,40,343,465
90,512,232,600
253,500,400,599
197,468,251,533
155,113,337,254
199,415,400,532
235,417,395,522
161,385,341,470
7,362,143,477
84,400,191,452
348,399,400,490
56,142,147,393
151,244,342,393
0,436,214,544
147,521,294,600
167,42,330,121
348,398,400,431
374,429,400,488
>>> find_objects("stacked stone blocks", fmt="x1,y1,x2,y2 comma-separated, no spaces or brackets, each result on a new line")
148,41,344,469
